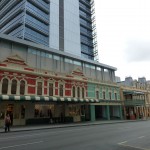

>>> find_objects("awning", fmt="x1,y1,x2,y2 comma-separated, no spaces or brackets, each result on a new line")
123,90,145,95
0,95,121,103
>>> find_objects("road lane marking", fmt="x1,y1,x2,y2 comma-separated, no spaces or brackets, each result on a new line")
118,141,127,145
138,136,145,139
0,141,43,149
119,144,148,150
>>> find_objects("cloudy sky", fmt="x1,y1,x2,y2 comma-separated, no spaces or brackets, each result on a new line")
95,0,150,81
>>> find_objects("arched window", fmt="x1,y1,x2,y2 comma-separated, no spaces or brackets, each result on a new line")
11,79,17,94
59,84,63,97
2,78,8,94
96,91,99,99
72,86,75,97
37,82,42,95
115,93,117,100
77,87,80,98
20,80,25,95
109,92,112,100
82,88,85,98
103,91,105,99
49,83,53,96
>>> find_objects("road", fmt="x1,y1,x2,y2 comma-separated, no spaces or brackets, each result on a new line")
0,121,150,150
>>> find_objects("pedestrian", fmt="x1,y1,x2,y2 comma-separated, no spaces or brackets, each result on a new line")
4,114,11,132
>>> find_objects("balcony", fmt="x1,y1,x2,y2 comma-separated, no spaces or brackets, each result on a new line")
26,6,49,24
25,18,49,36
79,3,91,15
0,0,20,19
124,99,145,106
28,0,49,13
79,0,91,7
0,13,24,34
0,2,24,28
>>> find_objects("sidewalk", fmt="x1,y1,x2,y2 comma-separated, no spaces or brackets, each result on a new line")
0,120,146,133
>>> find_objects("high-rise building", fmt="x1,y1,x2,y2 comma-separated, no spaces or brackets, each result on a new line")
0,0,98,61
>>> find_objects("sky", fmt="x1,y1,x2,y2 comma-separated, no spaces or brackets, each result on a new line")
94,0,150,81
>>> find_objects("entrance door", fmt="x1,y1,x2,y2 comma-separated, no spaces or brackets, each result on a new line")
6,104,13,126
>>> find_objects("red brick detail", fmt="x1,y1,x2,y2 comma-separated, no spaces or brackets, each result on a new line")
24,68,34,71
0,64,7,67
44,88,47,95
28,86,36,94
55,89,58,95
44,81,47,86
55,82,58,87
66,75,73,78
65,90,71,96
27,79,36,85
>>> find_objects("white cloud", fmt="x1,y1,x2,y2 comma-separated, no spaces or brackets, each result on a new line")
95,0,150,80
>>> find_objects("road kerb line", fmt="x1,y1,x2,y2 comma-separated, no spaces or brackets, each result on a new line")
138,136,145,139
119,144,148,150
118,141,127,145
0,141,43,149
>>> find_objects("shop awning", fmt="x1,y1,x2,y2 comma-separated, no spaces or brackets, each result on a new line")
0,95,121,103
123,90,145,95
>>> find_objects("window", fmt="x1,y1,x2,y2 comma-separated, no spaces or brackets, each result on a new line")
109,92,112,100
37,82,42,95
115,93,117,100
96,91,99,99
82,88,85,98
11,79,17,94
2,78,8,94
59,84,63,97
103,91,105,99
77,87,80,98
49,83,53,96
72,86,76,97
20,80,25,95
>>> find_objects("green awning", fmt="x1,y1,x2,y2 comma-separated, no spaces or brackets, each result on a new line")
0,95,121,103
123,90,145,95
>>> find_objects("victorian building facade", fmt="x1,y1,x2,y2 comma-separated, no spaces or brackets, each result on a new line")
0,34,122,126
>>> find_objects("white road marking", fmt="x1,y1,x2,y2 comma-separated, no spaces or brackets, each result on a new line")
0,127,96,141
0,141,43,149
138,136,145,139
118,141,127,145
119,144,148,150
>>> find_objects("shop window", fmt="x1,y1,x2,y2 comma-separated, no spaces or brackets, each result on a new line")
103,91,105,99
20,80,25,95
77,87,80,98
2,78,8,94
115,93,117,100
72,86,75,97
59,84,63,97
82,88,85,98
11,79,17,94
96,91,99,99
109,92,112,100
49,83,53,96
37,82,42,95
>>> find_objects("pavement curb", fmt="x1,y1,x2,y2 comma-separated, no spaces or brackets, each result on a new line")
0,120,147,133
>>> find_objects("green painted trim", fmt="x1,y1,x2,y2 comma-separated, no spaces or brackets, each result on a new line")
90,105,95,122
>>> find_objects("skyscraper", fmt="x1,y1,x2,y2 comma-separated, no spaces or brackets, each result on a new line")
0,0,98,60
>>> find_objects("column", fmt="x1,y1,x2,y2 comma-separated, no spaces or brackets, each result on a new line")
119,105,123,120
106,105,110,120
90,105,95,122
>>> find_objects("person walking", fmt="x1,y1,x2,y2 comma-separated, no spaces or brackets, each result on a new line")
4,114,11,132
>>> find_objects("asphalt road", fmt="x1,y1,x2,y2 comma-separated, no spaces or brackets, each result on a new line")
0,121,150,150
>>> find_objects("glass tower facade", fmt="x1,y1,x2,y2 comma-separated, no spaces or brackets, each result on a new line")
0,0,50,46
0,0,98,61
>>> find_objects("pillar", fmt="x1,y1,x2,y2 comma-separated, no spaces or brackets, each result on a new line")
119,105,123,120
90,105,95,122
106,105,110,120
